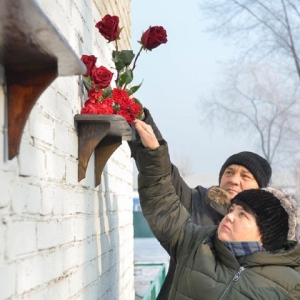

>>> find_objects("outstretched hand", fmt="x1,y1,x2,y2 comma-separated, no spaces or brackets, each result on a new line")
132,119,160,150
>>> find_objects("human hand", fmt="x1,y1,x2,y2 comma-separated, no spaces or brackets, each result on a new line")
132,119,160,149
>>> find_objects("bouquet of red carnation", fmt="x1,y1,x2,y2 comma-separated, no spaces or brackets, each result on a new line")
80,14,167,124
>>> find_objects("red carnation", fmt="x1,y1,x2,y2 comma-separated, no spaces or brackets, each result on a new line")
81,100,98,114
111,88,129,102
81,98,114,115
88,88,103,103
111,89,142,124
94,98,114,114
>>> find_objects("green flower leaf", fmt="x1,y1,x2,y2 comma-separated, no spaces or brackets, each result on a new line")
133,97,144,119
129,80,143,94
133,97,142,105
102,86,112,99
82,76,93,91
112,50,135,72
119,69,133,87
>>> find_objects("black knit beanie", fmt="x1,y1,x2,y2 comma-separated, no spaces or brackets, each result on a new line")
219,151,272,188
231,188,299,251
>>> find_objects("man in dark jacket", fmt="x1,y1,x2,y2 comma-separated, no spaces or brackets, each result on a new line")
129,108,272,300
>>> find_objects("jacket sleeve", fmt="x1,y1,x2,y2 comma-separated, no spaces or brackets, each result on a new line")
136,142,197,260
130,107,193,212
288,284,300,300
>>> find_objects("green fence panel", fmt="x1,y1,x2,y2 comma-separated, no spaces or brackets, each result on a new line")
135,263,166,300
133,211,154,238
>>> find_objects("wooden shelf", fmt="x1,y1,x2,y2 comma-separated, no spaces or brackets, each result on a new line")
0,0,86,159
74,114,132,187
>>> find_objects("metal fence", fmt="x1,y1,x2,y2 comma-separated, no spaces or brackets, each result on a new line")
135,262,167,300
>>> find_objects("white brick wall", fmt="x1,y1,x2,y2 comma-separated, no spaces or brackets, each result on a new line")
0,0,134,299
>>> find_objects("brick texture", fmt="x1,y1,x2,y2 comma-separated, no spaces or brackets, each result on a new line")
0,1,134,299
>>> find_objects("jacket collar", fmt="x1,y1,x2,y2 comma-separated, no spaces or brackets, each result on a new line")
205,186,231,216
214,231,300,270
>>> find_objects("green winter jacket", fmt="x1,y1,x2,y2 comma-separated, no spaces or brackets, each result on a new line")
130,107,231,299
136,143,300,300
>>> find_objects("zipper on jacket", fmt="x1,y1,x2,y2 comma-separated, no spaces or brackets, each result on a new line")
218,266,245,300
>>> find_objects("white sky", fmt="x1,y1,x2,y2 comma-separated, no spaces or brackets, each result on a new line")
130,0,258,181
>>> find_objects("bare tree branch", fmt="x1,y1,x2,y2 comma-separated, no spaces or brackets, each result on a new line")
199,0,300,80
198,63,300,169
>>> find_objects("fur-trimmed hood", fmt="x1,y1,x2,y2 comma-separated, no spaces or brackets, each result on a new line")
205,186,231,216
263,187,300,243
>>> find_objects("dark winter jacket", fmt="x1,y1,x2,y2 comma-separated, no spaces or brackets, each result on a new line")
129,108,228,299
136,142,300,300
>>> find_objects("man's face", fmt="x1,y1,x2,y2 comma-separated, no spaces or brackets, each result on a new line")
218,203,262,243
219,164,259,200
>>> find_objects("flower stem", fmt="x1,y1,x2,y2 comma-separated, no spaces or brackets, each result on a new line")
114,40,120,86
131,46,143,72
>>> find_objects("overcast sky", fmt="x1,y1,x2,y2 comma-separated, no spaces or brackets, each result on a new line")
130,0,258,183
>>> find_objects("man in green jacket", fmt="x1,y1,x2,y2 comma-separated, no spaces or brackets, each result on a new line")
133,119,300,299
130,109,272,299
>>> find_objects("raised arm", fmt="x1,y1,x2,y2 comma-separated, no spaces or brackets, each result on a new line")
133,119,191,257
130,108,193,210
